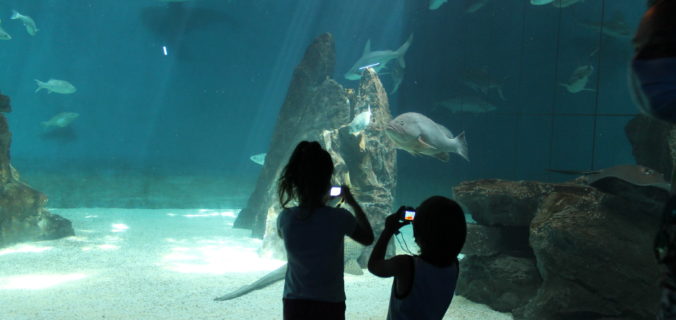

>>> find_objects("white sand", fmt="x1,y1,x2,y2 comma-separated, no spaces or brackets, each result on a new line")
0,208,512,320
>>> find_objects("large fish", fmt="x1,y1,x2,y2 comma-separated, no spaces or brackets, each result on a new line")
344,34,413,81
140,2,234,46
10,10,38,36
35,79,77,94
548,165,669,189
214,239,364,301
385,112,469,162
531,0,555,5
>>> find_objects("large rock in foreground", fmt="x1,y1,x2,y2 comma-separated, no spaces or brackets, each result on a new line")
0,93,74,248
457,254,541,312
453,179,557,227
516,185,660,320
454,179,661,320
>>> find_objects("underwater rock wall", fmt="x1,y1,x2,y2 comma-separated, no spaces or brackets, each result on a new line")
234,33,396,261
625,114,675,178
233,33,343,236
0,93,74,248
455,179,661,320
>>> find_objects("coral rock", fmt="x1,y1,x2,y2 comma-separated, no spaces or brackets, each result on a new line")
515,185,660,320
456,254,541,312
0,93,74,248
234,34,396,264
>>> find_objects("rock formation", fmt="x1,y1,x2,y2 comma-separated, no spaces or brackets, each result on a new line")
0,93,74,248
519,185,660,319
625,114,675,178
233,33,397,262
455,178,661,319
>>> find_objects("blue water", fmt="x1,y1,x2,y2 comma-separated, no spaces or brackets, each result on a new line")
0,0,646,206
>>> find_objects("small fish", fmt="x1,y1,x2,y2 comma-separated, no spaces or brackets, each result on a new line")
551,0,585,8
0,19,11,40
10,10,38,36
385,112,468,162
35,79,77,94
344,34,413,81
429,0,448,10
578,13,632,39
437,96,497,114
465,0,491,13
531,0,555,5
560,65,595,94
42,112,79,129
462,67,506,101
349,105,372,135
249,153,266,166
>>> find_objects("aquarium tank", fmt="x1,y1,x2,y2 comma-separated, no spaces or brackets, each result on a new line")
0,0,669,319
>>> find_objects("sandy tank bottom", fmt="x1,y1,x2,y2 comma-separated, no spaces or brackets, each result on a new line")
0,208,512,320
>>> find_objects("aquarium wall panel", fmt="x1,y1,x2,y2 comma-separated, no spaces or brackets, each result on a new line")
593,115,636,169
1,0,669,319
513,115,554,182
550,115,596,169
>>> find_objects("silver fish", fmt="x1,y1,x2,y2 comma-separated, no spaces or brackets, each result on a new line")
10,10,38,36
42,112,79,129
349,105,372,135
344,34,413,81
214,239,364,301
560,65,595,93
35,79,77,94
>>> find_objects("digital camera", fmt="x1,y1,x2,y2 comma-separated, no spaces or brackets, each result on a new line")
330,186,342,197
402,209,416,221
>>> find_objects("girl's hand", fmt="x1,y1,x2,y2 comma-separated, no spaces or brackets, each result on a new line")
384,206,413,233
341,185,357,206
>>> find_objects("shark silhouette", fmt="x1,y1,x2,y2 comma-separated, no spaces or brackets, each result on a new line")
140,2,236,59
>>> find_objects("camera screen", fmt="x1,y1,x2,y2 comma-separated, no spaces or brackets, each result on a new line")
330,186,342,197
404,210,415,221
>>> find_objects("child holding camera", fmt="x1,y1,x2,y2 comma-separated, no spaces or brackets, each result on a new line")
276,141,374,320
368,196,467,320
